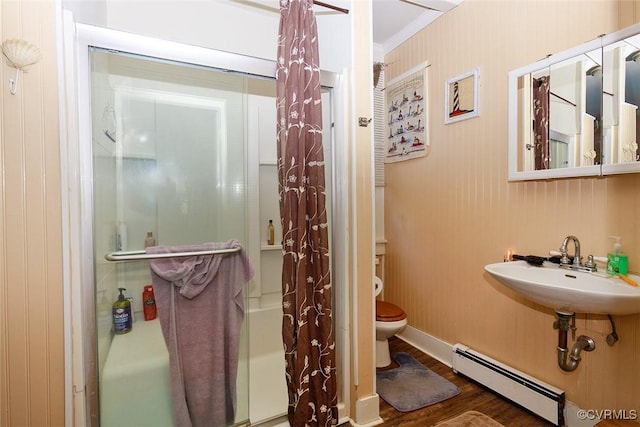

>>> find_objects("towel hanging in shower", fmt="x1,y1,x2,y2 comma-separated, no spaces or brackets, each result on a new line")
148,240,254,427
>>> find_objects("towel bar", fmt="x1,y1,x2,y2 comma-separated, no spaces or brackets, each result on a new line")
105,246,242,262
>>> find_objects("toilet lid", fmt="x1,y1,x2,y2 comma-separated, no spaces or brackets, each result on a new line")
376,300,407,321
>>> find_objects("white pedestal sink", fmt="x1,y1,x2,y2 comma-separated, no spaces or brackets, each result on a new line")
485,260,640,315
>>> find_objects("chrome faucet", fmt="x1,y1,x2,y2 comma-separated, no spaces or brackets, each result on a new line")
560,235,581,267
558,235,597,272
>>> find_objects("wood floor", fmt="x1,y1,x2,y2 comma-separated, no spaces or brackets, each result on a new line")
377,337,555,426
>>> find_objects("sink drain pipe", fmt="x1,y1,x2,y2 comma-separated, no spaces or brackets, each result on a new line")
554,311,596,372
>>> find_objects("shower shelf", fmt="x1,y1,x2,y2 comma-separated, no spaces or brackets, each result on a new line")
261,244,282,251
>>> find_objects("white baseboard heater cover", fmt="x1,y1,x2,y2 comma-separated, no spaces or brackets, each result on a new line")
452,344,565,426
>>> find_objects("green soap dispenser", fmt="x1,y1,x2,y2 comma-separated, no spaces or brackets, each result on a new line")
112,287,132,334
607,236,629,276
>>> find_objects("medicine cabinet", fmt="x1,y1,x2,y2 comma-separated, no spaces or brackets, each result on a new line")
508,22,640,181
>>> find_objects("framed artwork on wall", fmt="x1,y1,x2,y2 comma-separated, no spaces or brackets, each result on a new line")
445,68,480,124
385,62,429,163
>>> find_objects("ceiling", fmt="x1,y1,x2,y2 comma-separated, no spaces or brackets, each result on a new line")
372,0,462,53
231,0,461,55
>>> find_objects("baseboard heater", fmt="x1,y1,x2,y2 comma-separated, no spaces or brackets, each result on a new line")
452,344,565,426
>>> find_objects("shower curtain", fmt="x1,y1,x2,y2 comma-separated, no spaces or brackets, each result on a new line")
276,0,337,425
533,76,550,170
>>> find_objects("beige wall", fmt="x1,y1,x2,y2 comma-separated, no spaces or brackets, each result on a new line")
384,0,640,414
0,0,65,426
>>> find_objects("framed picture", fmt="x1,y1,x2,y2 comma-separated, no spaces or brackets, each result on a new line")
445,68,479,124
385,62,429,163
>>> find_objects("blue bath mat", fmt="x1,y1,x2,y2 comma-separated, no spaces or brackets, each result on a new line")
377,352,460,412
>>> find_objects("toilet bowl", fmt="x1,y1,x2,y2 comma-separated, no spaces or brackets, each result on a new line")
374,276,407,368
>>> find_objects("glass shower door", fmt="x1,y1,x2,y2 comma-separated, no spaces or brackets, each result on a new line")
90,47,250,426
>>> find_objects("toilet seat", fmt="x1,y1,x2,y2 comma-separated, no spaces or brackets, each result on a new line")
376,300,407,322
373,276,408,367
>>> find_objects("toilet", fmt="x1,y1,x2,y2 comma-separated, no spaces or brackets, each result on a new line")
374,276,407,368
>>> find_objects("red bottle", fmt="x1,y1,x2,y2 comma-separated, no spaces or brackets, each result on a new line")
143,285,157,321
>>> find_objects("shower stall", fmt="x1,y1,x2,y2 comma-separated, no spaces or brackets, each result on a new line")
63,20,348,426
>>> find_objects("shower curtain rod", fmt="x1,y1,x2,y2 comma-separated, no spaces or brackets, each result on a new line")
240,0,348,15
104,245,242,262
314,1,349,14
550,91,576,107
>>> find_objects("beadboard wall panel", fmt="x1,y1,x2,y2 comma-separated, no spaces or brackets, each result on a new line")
383,0,640,414
0,1,64,426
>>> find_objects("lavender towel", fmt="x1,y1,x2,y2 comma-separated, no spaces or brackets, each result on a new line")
148,240,254,427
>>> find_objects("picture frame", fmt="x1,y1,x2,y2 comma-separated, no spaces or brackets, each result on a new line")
385,62,429,163
445,68,480,124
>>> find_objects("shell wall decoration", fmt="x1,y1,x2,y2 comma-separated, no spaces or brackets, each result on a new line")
1,39,42,95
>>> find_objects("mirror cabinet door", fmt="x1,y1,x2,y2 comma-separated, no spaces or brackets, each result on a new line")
602,30,640,173
509,23,640,181
548,49,602,170
510,42,602,180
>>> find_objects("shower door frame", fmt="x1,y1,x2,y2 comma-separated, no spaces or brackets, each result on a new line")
61,14,350,426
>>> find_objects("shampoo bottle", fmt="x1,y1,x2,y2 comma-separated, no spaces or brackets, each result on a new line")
142,285,157,321
144,231,156,248
267,219,275,245
112,287,132,334
607,236,629,276
116,221,128,251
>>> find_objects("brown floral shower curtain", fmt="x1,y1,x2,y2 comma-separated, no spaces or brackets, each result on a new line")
275,0,337,426
533,76,550,170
